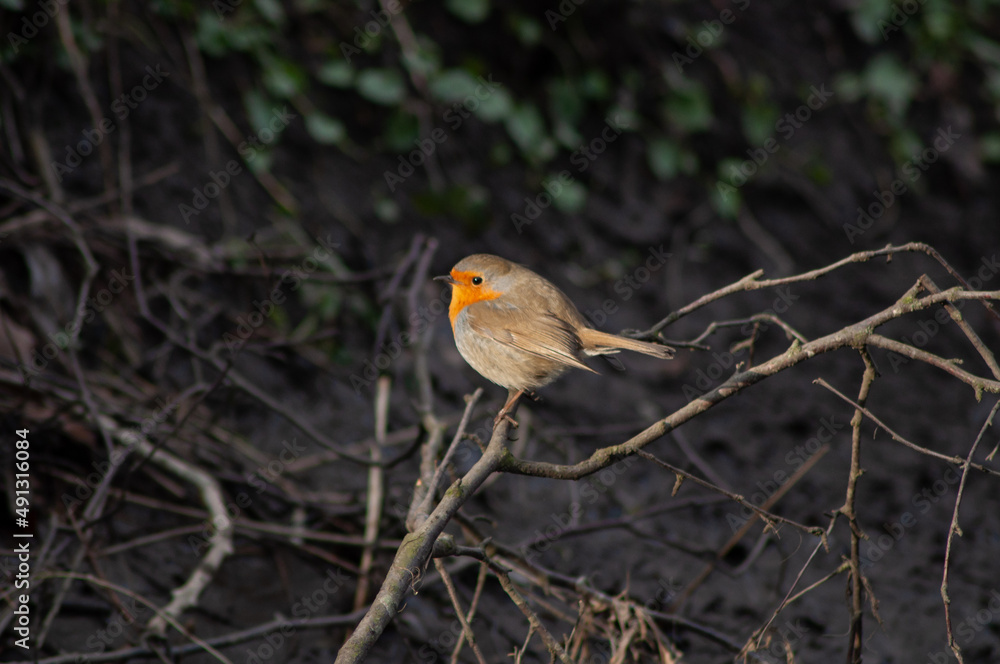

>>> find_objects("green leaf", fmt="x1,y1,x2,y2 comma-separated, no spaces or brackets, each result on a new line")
195,12,229,57
718,157,748,187
741,103,779,146
318,60,354,87
244,88,274,133
508,14,542,45
253,0,285,24
832,72,863,103
505,102,555,161
710,179,742,220
548,79,584,127
980,132,1000,163
446,0,490,24
647,138,681,180
552,180,587,214
429,70,479,101
262,57,307,98
862,53,917,117
664,83,713,133
373,196,401,223
401,40,441,79
356,68,407,105
383,110,420,152
580,70,611,100
474,87,513,122
305,112,346,145
848,0,892,44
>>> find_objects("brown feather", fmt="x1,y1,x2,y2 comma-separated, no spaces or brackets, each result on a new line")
464,304,596,373
577,328,675,359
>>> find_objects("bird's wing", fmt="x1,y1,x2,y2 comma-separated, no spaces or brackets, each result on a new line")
463,303,597,374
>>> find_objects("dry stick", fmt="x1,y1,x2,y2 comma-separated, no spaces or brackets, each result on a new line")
746,518,844,659
941,397,1000,664
376,0,445,191
672,429,731,489
511,560,746,653
107,11,134,218
866,334,1000,396
54,6,114,201
180,30,236,233
130,286,375,463
843,351,877,664
918,274,1000,380
0,181,103,435
40,572,231,663
685,313,809,348
411,388,484,530
13,181,118,647
373,234,424,353
92,414,235,637
668,443,830,612
500,288,1000,481
124,228,377,467
65,510,139,626
493,566,574,664
434,559,488,664
451,563,489,664
814,379,1000,479
0,512,59,637
351,377,390,616
636,450,818,539
633,242,992,341
334,415,518,664
8,610,368,664
478,543,745,654
180,32,296,215
341,284,1000,660
0,162,180,236
411,238,448,485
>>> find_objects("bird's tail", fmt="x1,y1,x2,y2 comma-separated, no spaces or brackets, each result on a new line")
578,328,675,359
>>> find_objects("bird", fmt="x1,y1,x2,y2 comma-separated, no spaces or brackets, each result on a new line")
435,254,674,424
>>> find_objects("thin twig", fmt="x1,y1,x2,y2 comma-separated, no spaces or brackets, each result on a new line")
352,376,389,614
918,274,1000,380
334,413,518,663
40,573,232,663
842,351,877,664
670,442,830,611
814,379,1000,478
941,397,1000,663
500,288,1000,481
493,565,574,664
434,559,488,664
633,242,998,339
637,450,822,537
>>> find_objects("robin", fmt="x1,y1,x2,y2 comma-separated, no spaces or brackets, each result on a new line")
435,254,674,424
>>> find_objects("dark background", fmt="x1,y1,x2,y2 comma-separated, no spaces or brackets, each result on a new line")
2,0,1000,662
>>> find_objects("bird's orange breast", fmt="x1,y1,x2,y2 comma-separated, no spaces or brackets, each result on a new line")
447,269,502,329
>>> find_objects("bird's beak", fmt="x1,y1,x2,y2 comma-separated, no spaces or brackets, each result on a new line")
434,274,458,286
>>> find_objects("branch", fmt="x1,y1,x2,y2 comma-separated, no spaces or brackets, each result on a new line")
501,288,1000,480
941,398,1000,663
334,415,517,663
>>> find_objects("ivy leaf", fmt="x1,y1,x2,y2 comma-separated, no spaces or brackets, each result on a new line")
356,68,406,106
305,112,346,145
446,0,490,24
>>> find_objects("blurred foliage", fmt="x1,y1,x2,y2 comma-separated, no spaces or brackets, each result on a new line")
3,0,1000,225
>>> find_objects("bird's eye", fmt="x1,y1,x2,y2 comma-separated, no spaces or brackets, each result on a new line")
471,276,483,285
